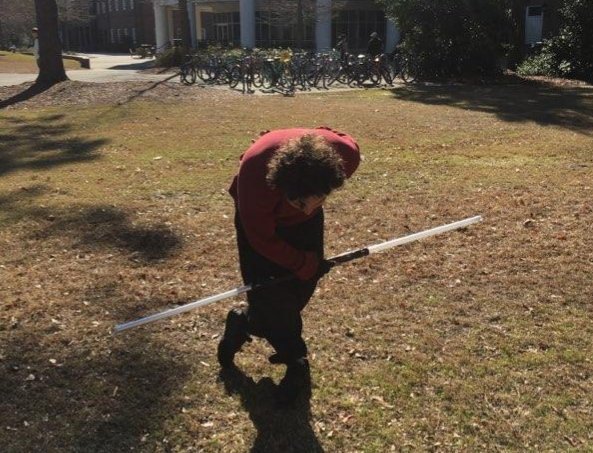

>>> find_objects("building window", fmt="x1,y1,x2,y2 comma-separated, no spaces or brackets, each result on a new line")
132,27,137,44
332,9,386,51
122,0,127,11
130,0,134,10
114,0,118,12
110,28,115,43
255,9,314,49
201,12,241,46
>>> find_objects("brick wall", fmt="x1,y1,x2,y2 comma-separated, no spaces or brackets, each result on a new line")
94,0,155,51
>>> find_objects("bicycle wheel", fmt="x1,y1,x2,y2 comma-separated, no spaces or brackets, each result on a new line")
401,64,416,83
229,66,242,89
180,64,193,85
336,67,350,85
252,70,264,88
261,66,276,90
369,70,381,86
355,67,369,86
325,61,341,86
381,68,393,86
278,70,293,91
196,65,213,83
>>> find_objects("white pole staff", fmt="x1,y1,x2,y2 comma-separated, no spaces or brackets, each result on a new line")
114,215,482,333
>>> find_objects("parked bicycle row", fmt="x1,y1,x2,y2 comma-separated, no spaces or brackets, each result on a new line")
179,49,416,94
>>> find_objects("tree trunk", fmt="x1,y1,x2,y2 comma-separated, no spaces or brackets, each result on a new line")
178,0,192,48
34,0,68,86
508,0,525,69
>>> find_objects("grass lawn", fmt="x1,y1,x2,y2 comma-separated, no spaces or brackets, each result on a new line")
0,82,592,452
0,51,84,73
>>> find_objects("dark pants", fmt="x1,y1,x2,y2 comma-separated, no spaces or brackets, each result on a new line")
234,209,324,363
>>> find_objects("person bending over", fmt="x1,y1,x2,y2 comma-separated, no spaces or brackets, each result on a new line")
218,127,360,405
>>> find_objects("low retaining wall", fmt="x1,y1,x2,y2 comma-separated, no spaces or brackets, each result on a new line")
19,52,90,69
63,54,90,69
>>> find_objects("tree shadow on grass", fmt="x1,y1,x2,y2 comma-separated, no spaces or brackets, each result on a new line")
0,182,182,262
107,60,157,71
391,79,593,135
0,82,53,110
32,204,183,262
0,202,189,451
219,366,324,453
0,113,107,177
116,73,179,107
0,327,189,452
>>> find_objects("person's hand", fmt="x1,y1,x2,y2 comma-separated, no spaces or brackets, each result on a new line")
315,259,334,280
295,253,333,281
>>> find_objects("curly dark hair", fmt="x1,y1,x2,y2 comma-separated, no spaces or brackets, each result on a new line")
266,134,346,200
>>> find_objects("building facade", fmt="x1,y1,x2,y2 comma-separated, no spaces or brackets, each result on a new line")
522,0,561,47
57,0,96,52
153,0,401,53
94,0,156,51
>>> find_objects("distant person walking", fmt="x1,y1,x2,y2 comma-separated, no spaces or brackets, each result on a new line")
367,32,383,58
32,27,40,68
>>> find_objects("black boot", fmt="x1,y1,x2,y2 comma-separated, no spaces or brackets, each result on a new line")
217,308,251,369
276,358,311,407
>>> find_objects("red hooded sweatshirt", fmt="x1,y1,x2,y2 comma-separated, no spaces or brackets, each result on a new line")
229,127,360,280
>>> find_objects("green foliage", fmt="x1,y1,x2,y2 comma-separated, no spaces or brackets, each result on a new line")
516,51,558,76
155,46,187,67
545,0,593,81
379,0,511,78
516,0,593,81
204,44,245,59
135,46,150,59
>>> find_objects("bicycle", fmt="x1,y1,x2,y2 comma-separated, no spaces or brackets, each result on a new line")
179,54,197,85
387,52,417,84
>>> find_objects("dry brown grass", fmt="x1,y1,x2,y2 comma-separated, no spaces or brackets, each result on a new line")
0,81,592,452
0,51,84,73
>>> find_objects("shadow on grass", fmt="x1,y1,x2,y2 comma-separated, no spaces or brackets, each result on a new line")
0,113,107,177
107,60,156,71
219,366,323,453
0,329,189,452
31,205,183,262
0,82,52,109
0,183,182,261
391,80,593,135
116,73,179,107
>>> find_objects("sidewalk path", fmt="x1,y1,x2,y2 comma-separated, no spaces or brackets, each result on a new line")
0,53,177,87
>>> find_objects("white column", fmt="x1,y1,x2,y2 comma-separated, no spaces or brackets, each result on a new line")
316,0,332,52
167,8,175,43
385,18,400,54
188,1,197,47
240,0,256,48
154,2,168,51
196,6,204,41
